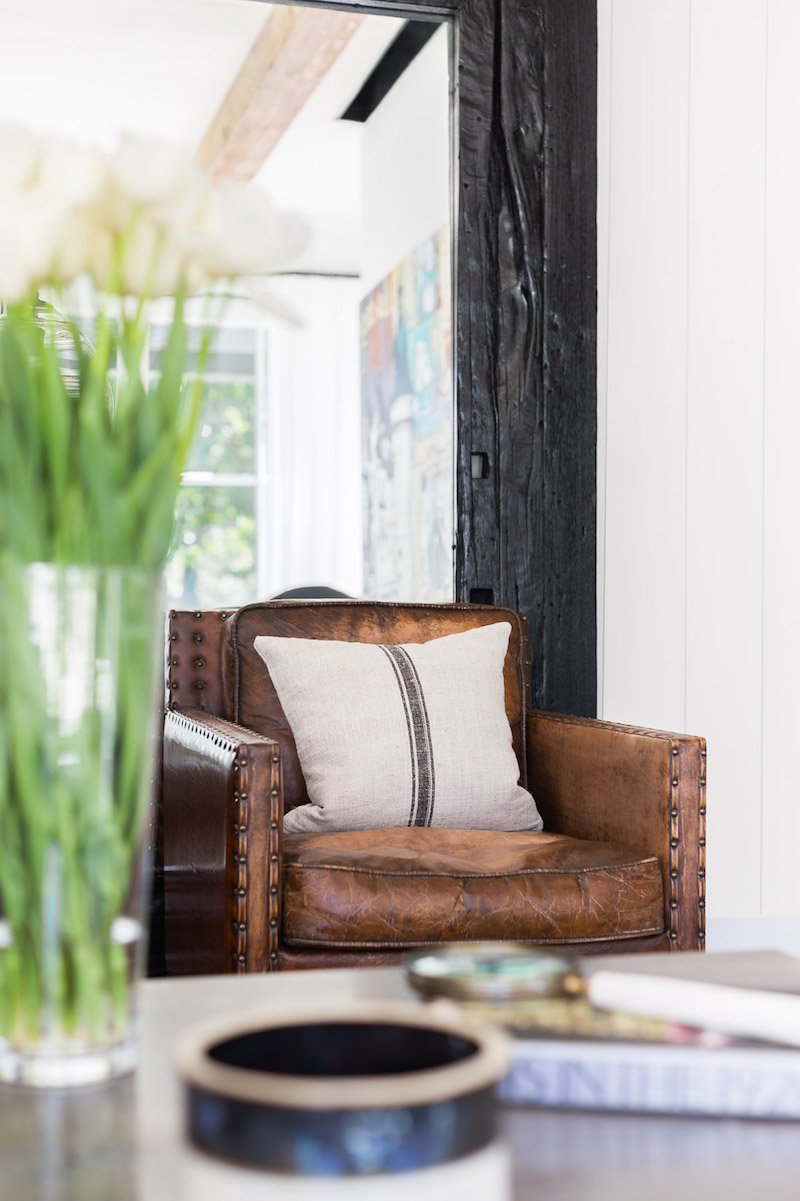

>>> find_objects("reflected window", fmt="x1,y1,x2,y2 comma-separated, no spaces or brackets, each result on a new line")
159,325,260,609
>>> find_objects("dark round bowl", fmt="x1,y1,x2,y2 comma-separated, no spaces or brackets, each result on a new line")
175,1000,509,1176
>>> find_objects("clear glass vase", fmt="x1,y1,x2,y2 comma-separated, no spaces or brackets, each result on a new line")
0,560,162,1087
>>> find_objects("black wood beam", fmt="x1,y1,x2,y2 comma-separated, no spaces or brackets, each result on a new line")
453,0,597,716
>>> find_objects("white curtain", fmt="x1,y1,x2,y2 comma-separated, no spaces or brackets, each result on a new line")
263,274,363,598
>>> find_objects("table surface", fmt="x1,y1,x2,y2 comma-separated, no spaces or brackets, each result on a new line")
3,958,800,1201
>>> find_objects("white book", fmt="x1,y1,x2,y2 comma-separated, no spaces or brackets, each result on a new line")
499,1036,800,1119
497,949,800,1119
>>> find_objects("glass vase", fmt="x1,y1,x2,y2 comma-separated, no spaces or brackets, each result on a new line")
0,560,162,1087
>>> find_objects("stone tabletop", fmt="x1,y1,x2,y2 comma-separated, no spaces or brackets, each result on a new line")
3,966,800,1201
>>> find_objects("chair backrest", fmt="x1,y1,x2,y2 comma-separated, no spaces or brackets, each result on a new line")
167,600,530,811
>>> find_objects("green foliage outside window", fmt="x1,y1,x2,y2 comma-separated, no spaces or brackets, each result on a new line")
165,483,256,608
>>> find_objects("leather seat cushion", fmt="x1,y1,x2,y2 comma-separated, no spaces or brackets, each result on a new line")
281,828,665,948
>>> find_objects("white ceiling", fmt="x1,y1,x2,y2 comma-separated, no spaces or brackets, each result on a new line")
0,0,406,275
0,0,268,148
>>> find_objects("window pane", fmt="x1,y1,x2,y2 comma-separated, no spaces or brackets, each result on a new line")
184,380,256,474
149,324,256,375
165,485,256,609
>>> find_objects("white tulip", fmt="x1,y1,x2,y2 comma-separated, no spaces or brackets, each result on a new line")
0,123,39,195
85,223,114,292
110,133,195,205
0,232,33,303
148,162,210,230
0,128,306,301
184,183,308,277
93,175,136,234
116,218,204,298
36,137,107,207
0,193,73,299
49,210,106,285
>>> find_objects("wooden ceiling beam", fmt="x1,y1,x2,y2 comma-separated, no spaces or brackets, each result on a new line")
196,5,365,184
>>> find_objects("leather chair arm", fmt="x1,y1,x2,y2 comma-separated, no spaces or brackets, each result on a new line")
526,710,707,951
162,708,283,975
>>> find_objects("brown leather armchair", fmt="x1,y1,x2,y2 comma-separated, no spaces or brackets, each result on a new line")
159,601,706,975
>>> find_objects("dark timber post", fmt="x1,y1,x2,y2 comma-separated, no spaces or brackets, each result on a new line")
453,0,598,717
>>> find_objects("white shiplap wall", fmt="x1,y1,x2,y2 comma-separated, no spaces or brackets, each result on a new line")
598,0,800,917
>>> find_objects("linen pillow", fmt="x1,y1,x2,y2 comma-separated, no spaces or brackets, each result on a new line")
253,621,543,835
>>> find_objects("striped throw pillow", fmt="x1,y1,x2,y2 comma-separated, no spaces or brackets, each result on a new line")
253,622,543,834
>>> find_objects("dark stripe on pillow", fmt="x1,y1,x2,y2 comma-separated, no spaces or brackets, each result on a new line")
380,647,419,824
400,650,436,825
380,645,435,826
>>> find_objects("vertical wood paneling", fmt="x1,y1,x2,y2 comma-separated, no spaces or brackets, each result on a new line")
761,0,800,914
685,0,767,917
601,0,690,731
600,0,800,918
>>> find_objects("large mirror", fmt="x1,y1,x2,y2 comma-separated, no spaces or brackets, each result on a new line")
0,0,595,707
0,1,454,609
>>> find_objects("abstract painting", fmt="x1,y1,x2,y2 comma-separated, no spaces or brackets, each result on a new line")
360,229,452,601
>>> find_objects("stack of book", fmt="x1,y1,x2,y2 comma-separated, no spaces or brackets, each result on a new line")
496,949,800,1119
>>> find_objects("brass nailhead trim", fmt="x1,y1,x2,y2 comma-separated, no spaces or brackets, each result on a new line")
667,742,680,945
266,755,282,971
233,772,250,975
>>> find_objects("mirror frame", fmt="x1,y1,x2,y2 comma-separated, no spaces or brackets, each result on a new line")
260,0,597,716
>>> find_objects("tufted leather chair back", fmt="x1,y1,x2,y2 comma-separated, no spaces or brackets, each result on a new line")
167,600,530,812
